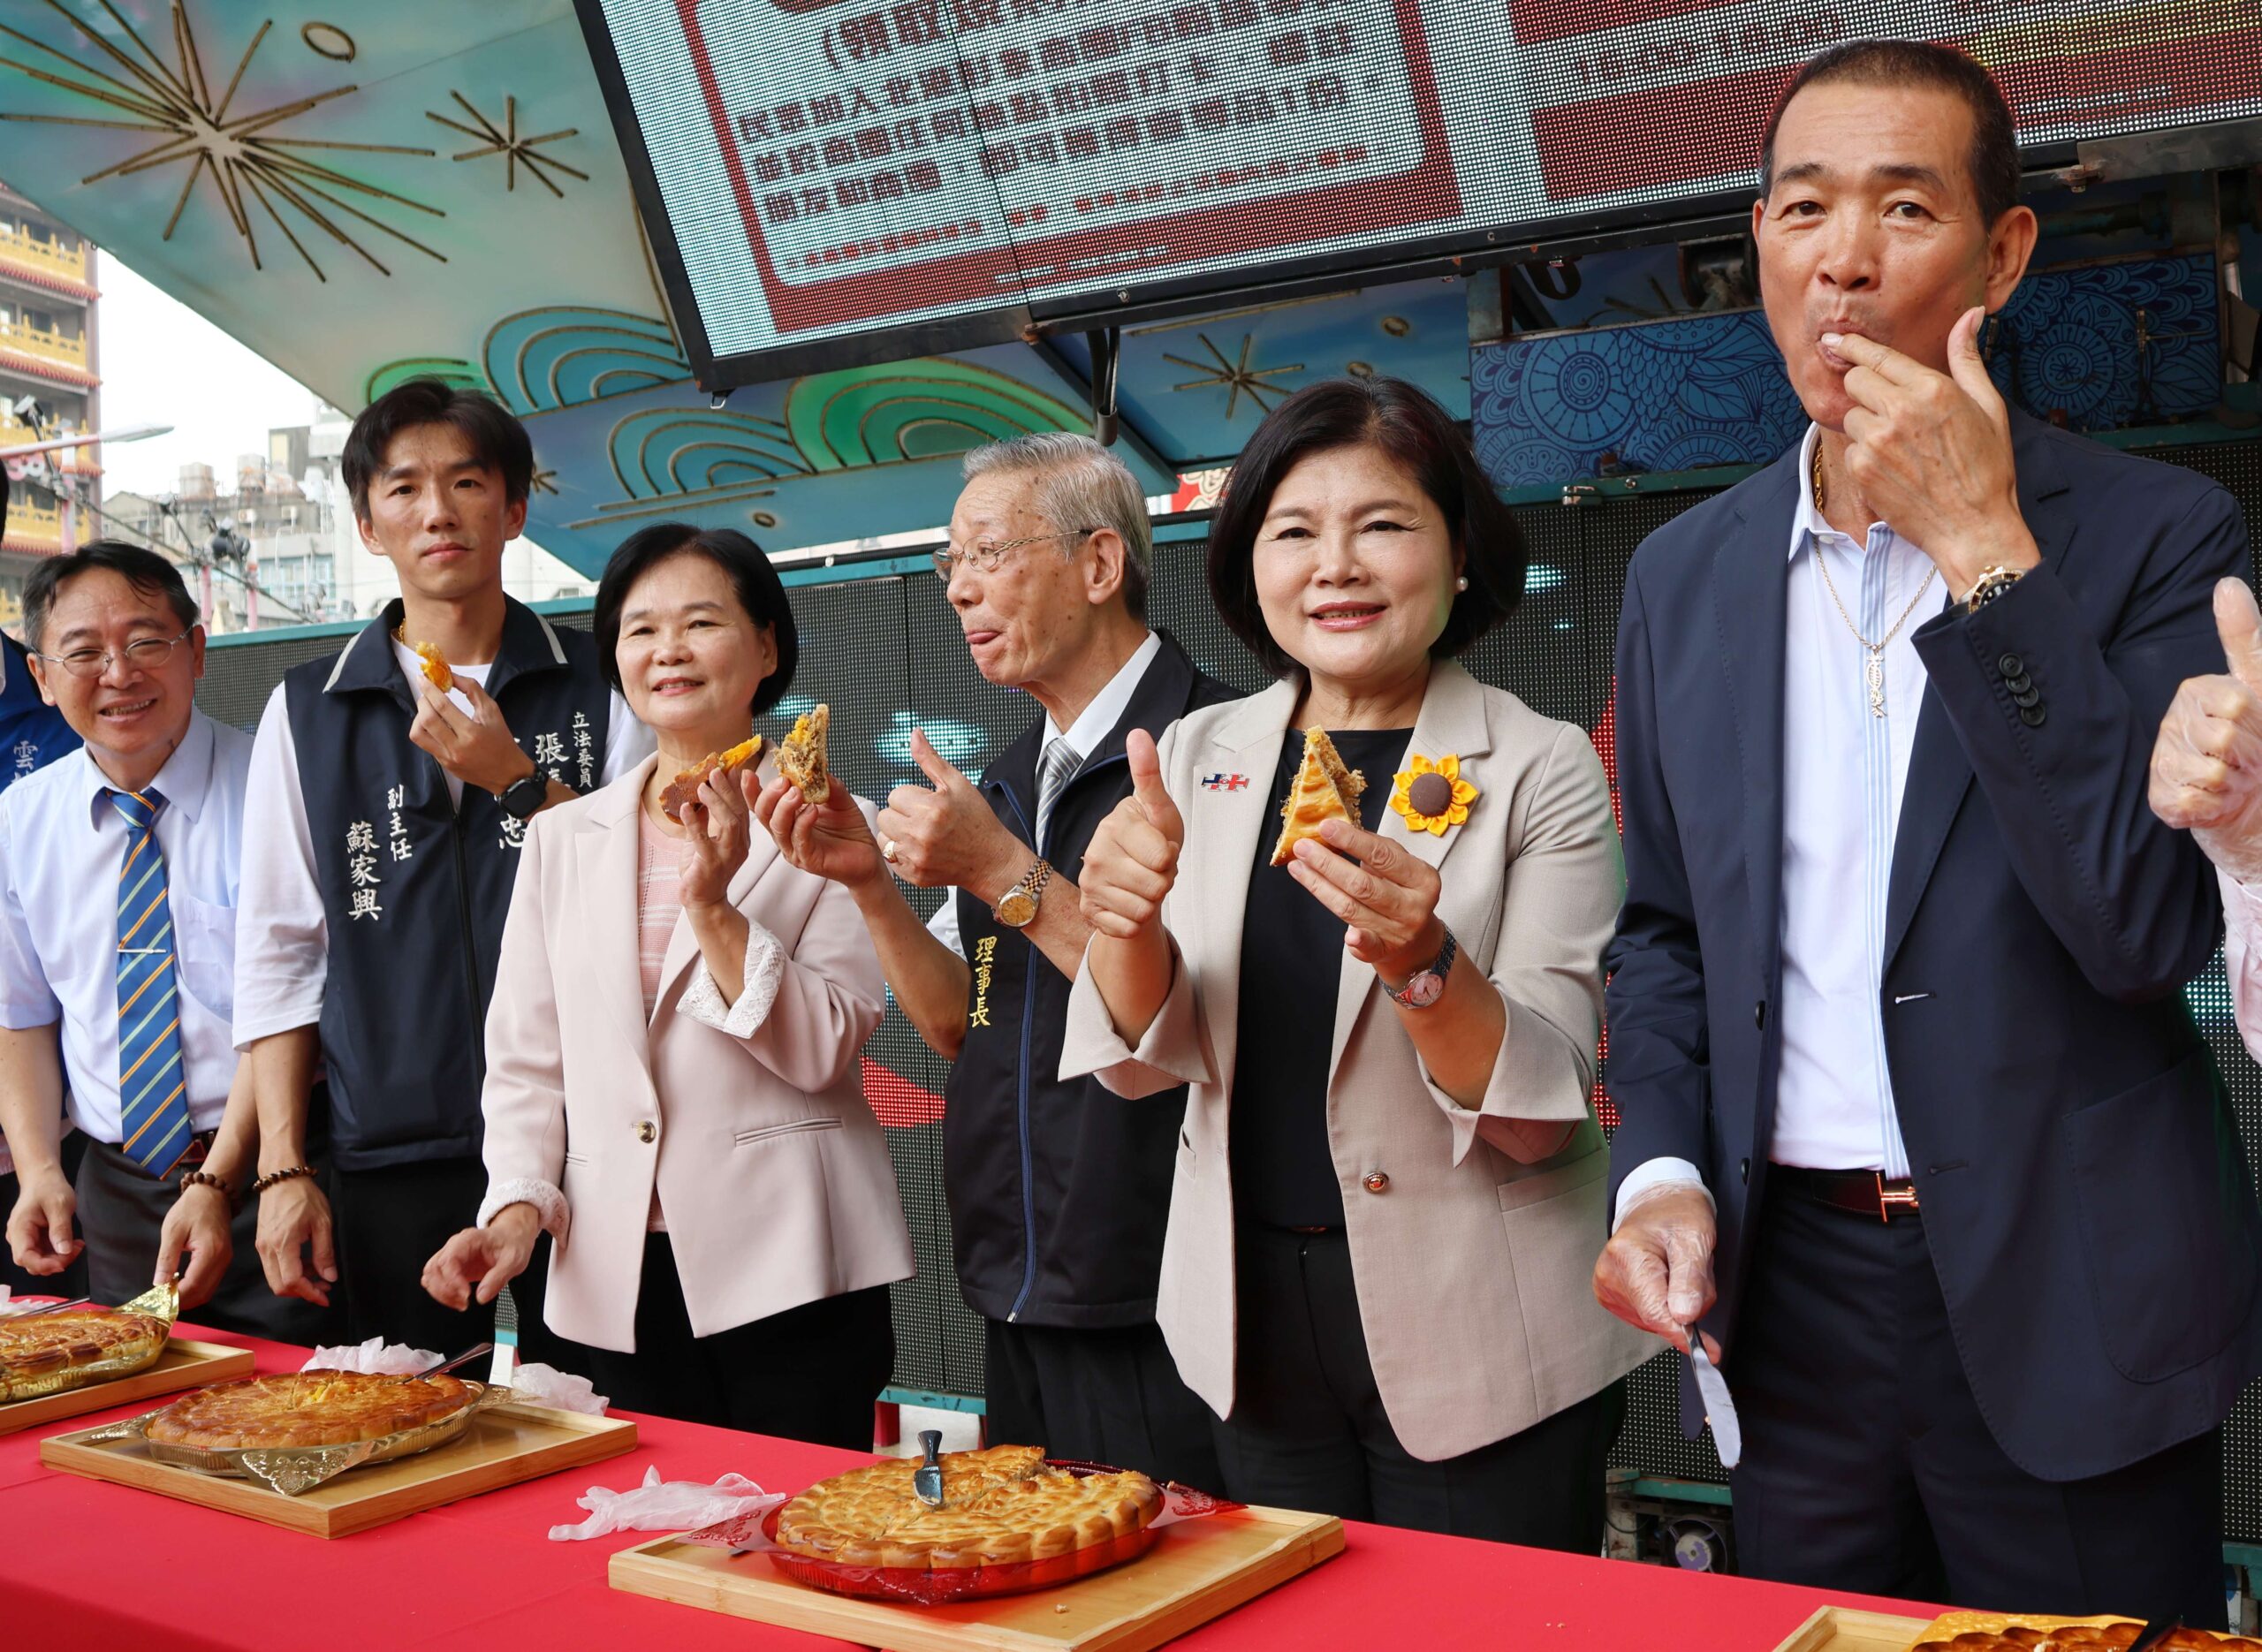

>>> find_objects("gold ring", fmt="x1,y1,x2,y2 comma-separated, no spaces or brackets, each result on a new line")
882,838,899,863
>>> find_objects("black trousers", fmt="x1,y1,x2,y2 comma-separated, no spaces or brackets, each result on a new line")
1731,1177,2224,1622
2,1130,87,1299
75,1139,338,1343
1217,1223,1625,1546
330,1157,492,1355
984,1315,1226,1490
571,1232,893,1446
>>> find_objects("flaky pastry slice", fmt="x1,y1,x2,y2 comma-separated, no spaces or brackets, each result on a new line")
661,734,764,821
776,703,832,805
1270,727,1364,866
411,640,453,693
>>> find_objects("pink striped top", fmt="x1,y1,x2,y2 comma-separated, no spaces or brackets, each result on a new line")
636,807,683,1233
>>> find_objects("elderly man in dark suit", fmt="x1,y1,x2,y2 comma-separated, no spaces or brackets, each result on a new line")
1594,40,2262,1620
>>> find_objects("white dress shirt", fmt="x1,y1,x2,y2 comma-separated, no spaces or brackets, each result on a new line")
231,646,653,1048
2221,869,2262,1065
927,629,1160,960
1616,426,1949,1225
0,711,248,1142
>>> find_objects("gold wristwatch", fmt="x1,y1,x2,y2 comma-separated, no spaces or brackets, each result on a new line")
992,859,1053,928
1958,565,2026,614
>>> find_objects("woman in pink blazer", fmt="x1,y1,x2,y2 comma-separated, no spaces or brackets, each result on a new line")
421,526,913,1442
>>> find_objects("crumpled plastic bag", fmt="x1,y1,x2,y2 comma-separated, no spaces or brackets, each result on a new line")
549,1464,784,1542
508,1361,607,1416
301,1337,443,1375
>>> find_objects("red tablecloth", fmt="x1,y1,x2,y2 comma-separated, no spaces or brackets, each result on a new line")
0,1327,1932,1649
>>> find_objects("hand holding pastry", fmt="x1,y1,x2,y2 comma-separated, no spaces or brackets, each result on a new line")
677,765,759,913
1079,729,1183,939
878,729,1027,897
422,1206,540,1309
1287,816,1446,986
410,677,540,798
758,773,884,889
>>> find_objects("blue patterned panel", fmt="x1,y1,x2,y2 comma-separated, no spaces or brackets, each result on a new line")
1987,254,2218,431
1472,313,1808,490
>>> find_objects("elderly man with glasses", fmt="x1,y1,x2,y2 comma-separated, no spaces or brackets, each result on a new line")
759,434,1233,1485
0,542,330,1337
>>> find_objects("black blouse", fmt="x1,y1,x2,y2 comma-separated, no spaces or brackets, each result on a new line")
1229,727,1414,1231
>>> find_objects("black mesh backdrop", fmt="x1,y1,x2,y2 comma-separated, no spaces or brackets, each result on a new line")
194,436,2262,1536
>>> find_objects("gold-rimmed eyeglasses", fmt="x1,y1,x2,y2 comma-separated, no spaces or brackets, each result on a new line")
36,627,194,679
931,527,1096,579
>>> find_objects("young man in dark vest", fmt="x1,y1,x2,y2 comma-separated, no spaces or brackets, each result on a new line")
762,434,1233,1485
233,380,650,1352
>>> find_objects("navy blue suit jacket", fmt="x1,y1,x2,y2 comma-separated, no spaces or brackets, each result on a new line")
1605,409,2262,1481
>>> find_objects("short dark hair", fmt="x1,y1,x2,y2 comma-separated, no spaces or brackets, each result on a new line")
23,539,198,652
1206,377,1525,679
593,524,799,716
342,377,534,518
1760,39,2021,226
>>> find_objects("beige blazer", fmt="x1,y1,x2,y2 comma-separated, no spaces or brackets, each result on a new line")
480,753,914,1353
1061,662,1651,1461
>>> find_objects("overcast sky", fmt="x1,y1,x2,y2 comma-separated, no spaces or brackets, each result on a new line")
95,257,327,503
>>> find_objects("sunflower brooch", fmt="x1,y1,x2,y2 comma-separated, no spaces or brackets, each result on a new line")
1391,753,1478,837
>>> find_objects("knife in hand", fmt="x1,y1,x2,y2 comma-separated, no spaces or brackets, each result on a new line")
1682,1325,1742,1470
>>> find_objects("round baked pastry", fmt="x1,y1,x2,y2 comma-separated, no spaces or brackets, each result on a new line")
144,1370,476,1451
0,1307,167,1399
771,1444,1162,1571
1914,1627,2262,1650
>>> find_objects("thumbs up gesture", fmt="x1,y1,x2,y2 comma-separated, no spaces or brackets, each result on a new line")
1829,307,2041,595
1079,729,1183,939
874,727,1026,895
2151,578,2262,885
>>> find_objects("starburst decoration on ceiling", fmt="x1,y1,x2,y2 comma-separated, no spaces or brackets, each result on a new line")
0,1,443,280
426,92,587,199
1164,333,1302,421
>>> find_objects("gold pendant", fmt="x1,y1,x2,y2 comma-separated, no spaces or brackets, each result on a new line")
1865,648,1886,718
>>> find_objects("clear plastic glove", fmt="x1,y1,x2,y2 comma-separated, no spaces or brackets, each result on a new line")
1591,1182,1720,1360
509,1361,608,1416
2151,578,2262,887
548,1465,784,1542
301,1336,442,1375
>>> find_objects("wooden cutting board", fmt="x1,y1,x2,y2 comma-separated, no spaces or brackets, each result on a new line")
610,1503,1344,1651
1773,1605,1932,1650
39,1398,636,1536
0,1338,253,1436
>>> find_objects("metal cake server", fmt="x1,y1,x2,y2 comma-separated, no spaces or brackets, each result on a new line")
914,1428,945,1508
1682,1326,1742,1470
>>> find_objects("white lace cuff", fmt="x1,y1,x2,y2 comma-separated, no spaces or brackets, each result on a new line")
480,1178,569,1241
679,919,788,1039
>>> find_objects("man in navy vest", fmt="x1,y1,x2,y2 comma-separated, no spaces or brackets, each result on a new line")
766,434,1233,1485
233,380,649,1353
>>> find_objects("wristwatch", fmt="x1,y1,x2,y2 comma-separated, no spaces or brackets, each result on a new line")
1385,927,1459,1010
991,859,1053,928
1958,564,2026,614
498,769,550,822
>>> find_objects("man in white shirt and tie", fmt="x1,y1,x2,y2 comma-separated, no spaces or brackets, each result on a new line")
2152,577,2262,1060
0,543,328,1336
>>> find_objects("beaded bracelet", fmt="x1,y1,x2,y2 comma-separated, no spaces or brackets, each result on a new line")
251,1164,315,1195
176,1169,237,1216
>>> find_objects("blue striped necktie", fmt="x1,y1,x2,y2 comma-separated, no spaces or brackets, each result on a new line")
108,787,193,1177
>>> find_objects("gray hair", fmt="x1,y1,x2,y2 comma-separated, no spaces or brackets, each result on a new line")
960,432,1150,618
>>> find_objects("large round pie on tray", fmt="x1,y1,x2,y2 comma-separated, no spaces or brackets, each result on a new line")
0,1306,167,1399
1914,1619,2262,1648
144,1370,477,1451
772,1444,1163,1569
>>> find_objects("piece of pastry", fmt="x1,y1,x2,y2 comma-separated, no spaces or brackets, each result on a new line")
660,734,764,822
1270,727,1363,866
0,1306,169,1402
143,1369,476,1451
412,640,453,693
775,703,831,805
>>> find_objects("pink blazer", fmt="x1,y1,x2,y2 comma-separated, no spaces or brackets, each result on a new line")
479,753,914,1352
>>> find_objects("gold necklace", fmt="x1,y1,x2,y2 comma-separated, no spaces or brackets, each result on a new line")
1810,443,1935,718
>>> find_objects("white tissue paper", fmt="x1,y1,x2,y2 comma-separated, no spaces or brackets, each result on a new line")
548,1465,785,1542
508,1361,608,1416
301,1337,442,1375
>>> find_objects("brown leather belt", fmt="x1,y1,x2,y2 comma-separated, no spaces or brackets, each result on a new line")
1772,1164,1921,1222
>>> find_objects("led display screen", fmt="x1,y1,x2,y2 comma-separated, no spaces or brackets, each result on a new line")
580,0,2262,382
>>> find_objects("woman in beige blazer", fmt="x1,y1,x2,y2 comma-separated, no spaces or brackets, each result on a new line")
1068,379,1651,1542
422,525,912,1442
